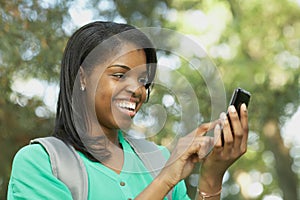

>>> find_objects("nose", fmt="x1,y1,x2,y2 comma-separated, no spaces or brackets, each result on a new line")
124,77,145,97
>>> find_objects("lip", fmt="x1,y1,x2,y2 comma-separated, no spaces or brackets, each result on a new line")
116,106,136,117
114,96,140,105
117,96,140,103
113,97,140,117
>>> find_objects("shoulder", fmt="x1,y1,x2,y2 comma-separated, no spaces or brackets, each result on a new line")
15,142,48,156
8,143,73,199
125,136,171,159
10,143,52,179
13,143,50,167
156,144,171,159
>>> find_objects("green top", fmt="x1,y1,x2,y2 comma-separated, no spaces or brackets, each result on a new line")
8,132,190,200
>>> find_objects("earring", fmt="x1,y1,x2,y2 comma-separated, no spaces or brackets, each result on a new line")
80,85,85,91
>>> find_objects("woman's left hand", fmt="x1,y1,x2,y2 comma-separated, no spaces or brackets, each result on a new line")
199,103,249,188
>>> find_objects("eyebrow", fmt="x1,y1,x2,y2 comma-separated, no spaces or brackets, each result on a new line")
107,64,148,76
107,64,131,70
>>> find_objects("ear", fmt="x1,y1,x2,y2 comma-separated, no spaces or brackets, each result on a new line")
79,66,87,91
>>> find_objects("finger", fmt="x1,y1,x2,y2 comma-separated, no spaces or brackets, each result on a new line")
174,138,201,162
221,112,233,154
191,154,201,163
240,103,249,151
195,120,219,136
183,138,206,162
227,105,243,149
214,124,223,148
197,136,214,159
240,103,249,132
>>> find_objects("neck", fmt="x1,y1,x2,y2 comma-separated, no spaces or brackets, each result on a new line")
89,124,120,146
105,129,120,146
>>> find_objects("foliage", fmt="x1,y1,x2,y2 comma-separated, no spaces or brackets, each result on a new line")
1,0,300,199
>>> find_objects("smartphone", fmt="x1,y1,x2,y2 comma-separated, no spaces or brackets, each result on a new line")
228,87,251,117
221,88,251,145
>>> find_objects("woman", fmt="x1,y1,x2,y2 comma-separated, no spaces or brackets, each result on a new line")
8,21,249,200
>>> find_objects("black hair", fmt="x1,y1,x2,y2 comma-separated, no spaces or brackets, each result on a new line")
53,21,157,161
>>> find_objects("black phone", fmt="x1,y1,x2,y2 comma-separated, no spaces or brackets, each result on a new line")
221,88,251,145
228,87,251,118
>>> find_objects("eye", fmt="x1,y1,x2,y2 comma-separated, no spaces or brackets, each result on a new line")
112,73,126,79
138,76,148,85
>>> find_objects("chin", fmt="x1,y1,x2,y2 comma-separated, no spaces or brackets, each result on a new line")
111,107,135,130
115,121,132,131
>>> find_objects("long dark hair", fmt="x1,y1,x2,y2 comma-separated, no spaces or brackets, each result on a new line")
53,21,157,161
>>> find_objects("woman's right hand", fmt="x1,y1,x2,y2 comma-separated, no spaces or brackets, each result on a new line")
136,122,218,200
156,121,218,189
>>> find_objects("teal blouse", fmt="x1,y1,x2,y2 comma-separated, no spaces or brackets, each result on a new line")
8,132,190,200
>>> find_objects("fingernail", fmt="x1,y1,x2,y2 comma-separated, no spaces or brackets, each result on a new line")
220,112,227,121
229,105,236,113
214,124,221,144
241,103,247,112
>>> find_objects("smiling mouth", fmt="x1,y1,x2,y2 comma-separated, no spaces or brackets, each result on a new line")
115,100,137,117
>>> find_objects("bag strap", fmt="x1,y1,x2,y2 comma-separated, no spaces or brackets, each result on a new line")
31,136,173,200
125,136,173,200
30,137,88,200
125,136,167,177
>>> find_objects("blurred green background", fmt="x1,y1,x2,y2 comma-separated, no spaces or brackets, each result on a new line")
1,0,300,199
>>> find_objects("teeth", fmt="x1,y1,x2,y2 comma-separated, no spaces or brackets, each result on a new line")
116,100,136,110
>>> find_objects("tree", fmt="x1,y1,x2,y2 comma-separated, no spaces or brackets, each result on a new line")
1,0,299,199
0,0,69,197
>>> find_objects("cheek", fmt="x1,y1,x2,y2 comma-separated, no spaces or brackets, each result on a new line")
142,88,147,101
94,87,114,124
136,87,147,109
95,85,113,108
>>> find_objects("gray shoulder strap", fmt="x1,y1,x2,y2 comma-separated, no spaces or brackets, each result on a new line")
125,136,173,199
30,137,88,200
125,136,167,177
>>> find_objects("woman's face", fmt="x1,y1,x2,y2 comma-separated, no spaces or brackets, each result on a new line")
85,43,148,133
